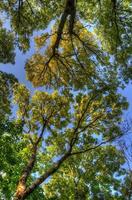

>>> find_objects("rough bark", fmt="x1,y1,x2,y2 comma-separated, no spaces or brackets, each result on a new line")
13,121,46,200
13,146,37,200
13,151,71,200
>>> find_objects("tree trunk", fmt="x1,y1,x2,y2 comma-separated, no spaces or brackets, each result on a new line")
13,182,26,200
13,146,38,200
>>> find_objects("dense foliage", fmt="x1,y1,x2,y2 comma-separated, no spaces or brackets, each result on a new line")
0,0,132,199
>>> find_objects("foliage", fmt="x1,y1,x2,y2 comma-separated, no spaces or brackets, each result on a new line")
0,0,131,80
0,22,15,64
0,119,23,199
43,146,125,200
11,82,128,199
0,0,131,199
0,118,45,199
0,71,18,119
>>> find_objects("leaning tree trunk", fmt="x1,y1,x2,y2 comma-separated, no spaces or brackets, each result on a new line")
13,181,27,200
13,147,38,200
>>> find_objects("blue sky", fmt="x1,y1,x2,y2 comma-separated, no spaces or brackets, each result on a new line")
0,25,132,120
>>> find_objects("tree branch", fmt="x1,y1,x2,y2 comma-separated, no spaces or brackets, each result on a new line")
70,136,119,156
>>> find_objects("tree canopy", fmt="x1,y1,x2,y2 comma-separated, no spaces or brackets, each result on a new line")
0,0,132,199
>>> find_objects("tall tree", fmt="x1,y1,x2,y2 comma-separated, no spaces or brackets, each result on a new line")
12,83,128,199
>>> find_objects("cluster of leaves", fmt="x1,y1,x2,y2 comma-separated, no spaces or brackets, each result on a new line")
0,0,64,52
0,71,18,119
43,147,125,200
0,119,23,199
0,118,46,199
26,21,103,88
0,25,15,64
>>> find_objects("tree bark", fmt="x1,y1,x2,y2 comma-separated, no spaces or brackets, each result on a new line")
13,151,71,200
13,146,37,200
53,0,76,54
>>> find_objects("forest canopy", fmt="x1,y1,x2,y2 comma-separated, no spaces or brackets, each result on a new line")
0,0,132,199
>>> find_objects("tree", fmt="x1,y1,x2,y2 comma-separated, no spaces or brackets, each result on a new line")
0,71,45,199
0,0,131,199
0,117,46,199
12,83,128,199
